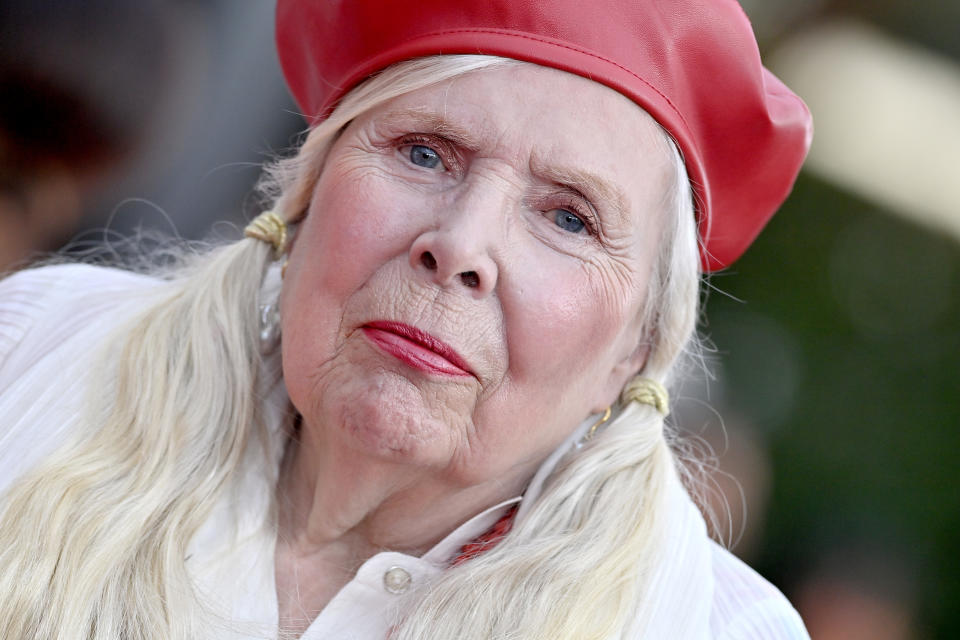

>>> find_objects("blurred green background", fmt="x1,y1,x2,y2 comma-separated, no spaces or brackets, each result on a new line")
704,173,959,639
2,1,958,637
702,2,960,638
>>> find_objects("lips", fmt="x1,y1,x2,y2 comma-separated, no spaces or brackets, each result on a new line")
361,321,473,377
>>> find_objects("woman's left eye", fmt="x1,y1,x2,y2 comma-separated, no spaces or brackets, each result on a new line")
407,144,444,170
548,208,587,234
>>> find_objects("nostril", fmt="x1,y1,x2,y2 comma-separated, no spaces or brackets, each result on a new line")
420,251,437,271
459,271,480,288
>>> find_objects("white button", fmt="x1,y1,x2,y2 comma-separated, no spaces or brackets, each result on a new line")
383,566,412,594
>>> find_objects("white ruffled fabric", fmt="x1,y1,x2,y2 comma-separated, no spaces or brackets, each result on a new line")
0,264,809,639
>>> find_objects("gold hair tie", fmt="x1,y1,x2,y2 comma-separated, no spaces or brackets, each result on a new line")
621,377,670,416
244,211,287,258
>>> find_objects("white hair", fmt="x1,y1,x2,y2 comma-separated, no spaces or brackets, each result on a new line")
0,55,700,640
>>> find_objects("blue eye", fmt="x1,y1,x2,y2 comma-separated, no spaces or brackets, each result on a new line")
551,209,586,234
408,144,443,169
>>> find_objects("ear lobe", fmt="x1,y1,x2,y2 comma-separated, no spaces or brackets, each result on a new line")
590,341,651,413
613,340,652,389
283,219,303,255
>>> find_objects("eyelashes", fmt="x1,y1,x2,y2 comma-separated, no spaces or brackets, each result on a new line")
394,133,601,239
397,134,460,173
545,194,598,236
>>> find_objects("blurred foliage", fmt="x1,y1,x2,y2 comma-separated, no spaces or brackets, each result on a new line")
706,172,960,637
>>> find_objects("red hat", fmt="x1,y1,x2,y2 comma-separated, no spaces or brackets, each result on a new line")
276,0,812,271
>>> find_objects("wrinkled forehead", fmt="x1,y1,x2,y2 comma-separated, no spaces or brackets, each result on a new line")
352,63,678,217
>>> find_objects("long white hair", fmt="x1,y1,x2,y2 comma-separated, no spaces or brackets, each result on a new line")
0,55,700,640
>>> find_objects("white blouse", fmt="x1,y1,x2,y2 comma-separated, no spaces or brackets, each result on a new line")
0,264,809,639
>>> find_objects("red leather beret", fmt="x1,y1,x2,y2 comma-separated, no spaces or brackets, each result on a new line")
276,0,812,271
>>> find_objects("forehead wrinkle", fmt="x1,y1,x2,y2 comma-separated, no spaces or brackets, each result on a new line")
528,155,630,227
377,106,482,151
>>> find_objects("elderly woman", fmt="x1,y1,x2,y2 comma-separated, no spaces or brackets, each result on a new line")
0,1,812,638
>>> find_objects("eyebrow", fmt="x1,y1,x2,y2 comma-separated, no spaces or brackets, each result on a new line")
378,107,483,151
379,107,631,224
531,158,631,226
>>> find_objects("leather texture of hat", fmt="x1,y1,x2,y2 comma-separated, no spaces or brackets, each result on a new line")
276,0,813,271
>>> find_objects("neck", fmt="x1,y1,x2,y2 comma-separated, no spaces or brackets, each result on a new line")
272,416,534,635
276,423,526,560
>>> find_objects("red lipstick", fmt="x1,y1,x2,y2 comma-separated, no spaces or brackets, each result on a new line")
362,321,472,377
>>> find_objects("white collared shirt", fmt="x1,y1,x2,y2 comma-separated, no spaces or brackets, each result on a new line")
0,264,809,639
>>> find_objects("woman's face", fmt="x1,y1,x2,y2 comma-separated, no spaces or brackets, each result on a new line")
281,62,675,489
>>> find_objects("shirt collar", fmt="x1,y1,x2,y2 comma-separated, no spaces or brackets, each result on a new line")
419,413,597,565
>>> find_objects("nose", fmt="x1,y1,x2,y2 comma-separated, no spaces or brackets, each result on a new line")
408,197,501,297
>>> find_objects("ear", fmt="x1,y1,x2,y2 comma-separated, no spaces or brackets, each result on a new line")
589,340,650,414
283,217,304,255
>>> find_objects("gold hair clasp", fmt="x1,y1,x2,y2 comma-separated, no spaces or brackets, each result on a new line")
244,211,288,259
621,377,670,416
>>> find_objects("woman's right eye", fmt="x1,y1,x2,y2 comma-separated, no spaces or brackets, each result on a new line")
407,144,445,170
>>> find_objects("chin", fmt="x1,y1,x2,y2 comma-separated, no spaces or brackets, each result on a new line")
331,372,458,464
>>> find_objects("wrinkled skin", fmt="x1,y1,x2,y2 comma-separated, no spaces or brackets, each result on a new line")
274,64,675,630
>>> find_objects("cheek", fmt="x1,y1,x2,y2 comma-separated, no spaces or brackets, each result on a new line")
296,172,401,284
280,170,407,409
505,259,631,383
455,272,630,480
461,264,639,473
282,164,431,322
